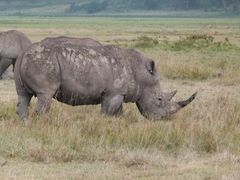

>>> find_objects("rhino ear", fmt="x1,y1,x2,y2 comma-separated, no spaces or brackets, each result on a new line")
146,60,155,75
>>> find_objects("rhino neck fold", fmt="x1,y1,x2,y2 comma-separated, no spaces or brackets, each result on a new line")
123,59,142,103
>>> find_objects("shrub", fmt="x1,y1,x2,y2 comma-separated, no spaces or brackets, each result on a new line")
164,34,236,51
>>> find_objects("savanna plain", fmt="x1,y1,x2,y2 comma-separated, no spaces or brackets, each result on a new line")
0,17,240,179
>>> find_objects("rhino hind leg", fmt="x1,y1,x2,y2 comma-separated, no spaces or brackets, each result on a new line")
17,93,33,120
101,95,124,116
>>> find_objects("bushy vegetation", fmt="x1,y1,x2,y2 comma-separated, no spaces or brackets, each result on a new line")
166,34,237,51
133,34,238,51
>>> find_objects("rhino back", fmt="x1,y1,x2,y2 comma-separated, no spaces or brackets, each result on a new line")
55,44,139,104
41,36,102,48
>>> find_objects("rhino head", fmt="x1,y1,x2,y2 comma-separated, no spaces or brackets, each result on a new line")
134,59,197,120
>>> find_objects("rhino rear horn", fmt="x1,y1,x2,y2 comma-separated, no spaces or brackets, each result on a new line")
164,90,177,100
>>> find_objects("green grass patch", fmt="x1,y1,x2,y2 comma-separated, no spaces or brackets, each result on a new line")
164,34,239,51
131,34,239,52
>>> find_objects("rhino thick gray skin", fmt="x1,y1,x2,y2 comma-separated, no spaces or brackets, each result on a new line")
0,30,32,79
15,41,196,120
40,36,180,113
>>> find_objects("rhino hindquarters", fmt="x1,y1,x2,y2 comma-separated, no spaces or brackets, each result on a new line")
20,54,61,117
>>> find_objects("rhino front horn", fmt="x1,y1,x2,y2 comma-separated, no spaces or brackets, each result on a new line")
177,92,197,108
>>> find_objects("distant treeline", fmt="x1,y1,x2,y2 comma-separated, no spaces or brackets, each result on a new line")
0,0,239,14
68,0,240,13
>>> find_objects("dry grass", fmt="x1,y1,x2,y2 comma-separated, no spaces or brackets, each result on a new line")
0,17,240,179
0,79,240,179
0,151,240,179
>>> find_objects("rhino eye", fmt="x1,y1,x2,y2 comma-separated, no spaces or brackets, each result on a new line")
157,97,163,107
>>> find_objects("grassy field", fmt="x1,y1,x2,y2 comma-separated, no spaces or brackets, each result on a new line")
0,17,240,179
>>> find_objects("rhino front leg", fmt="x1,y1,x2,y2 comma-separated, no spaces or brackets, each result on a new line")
101,95,124,116
0,58,13,79
36,94,53,115
17,93,33,120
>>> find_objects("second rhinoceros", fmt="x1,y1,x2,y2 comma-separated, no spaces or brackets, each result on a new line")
15,41,196,120
0,30,32,79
